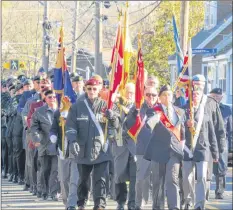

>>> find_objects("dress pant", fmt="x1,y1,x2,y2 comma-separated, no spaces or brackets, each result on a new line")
115,154,136,208
24,146,30,187
1,133,8,176
40,155,59,196
36,153,42,193
150,161,166,210
15,149,25,181
77,161,108,209
135,155,151,208
67,160,79,207
182,161,208,210
28,147,37,191
58,157,72,207
6,137,13,176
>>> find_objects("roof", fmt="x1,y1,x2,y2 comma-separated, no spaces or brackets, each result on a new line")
168,13,232,61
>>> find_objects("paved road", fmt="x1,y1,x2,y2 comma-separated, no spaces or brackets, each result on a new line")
1,168,232,210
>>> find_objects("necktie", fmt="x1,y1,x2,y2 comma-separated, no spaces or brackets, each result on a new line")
167,106,173,124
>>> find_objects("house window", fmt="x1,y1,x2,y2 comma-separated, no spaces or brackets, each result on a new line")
229,62,232,95
219,63,227,93
207,64,216,92
204,1,217,30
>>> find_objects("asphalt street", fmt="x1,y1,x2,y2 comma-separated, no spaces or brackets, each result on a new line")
1,167,232,210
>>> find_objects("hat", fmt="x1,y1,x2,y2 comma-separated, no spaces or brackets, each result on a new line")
159,85,172,96
9,85,16,91
38,67,45,73
72,75,83,82
91,74,103,84
85,78,99,86
33,76,41,81
192,74,206,83
15,83,24,92
70,72,78,79
23,79,33,86
17,74,26,81
210,88,222,95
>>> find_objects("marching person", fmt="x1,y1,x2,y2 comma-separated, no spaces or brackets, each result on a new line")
65,78,120,210
26,85,51,197
71,75,85,98
112,82,136,210
123,86,158,210
209,88,232,199
30,90,59,201
182,75,219,210
144,84,186,210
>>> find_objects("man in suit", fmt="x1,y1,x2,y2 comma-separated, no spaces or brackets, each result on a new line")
144,85,186,210
30,90,59,201
123,86,158,210
209,88,232,199
182,75,219,210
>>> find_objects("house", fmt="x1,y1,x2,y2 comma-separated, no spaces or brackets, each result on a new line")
168,1,232,104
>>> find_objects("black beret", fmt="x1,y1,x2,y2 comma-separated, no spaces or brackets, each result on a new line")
23,79,33,86
210,88,222,95
72,75,83,82
70,72,78,79
9,85,16,91
33,76,41,81
159,85,172,96
17,74,26,81
15,83,24,92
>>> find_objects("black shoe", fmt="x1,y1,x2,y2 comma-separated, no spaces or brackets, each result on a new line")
42,194,48,200
135,207,142,210
18,180,24,185
23,185,30,191
67,207,76,210
195,207,202,210
8,175,13,182
51,195,58,201
2,174,8,179
37,191,42,198
184,204,191,210
116,204,125,210
215,193,224,199
32,189,37,196
13,177,18,183
77,206,85,210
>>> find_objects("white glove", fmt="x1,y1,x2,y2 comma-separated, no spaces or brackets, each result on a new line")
103,141,109,153
181,140,186,151
50,135,58,144
61,111,68,118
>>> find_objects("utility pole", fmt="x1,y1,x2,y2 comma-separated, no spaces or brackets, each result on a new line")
42,1,49,73
95,1,103,77
71,1,79,73
180,1,189,54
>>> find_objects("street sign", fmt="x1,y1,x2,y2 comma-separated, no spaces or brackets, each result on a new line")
3,62,10,69
192,48,217,55
19,62,25,69
10,60,19,70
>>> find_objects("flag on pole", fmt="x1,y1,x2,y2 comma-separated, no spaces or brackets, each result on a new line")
120,2,133,92
127,34,144,141
107,22,124,110
53,26,76,156
172,15,184,75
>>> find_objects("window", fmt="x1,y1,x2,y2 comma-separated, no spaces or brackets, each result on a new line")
219,63,227,93
229,62,232,95
204,1,217,30
207,64,216,92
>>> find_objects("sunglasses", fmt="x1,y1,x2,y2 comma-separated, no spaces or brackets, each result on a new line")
47,95,56,99
87,87,98,91
146,93,157,97
193,85,204,91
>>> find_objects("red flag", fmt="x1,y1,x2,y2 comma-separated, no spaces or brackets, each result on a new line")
107,23,124,110
127,48,145,141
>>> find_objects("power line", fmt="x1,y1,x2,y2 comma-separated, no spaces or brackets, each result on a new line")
66,18,94,46
129,2,158,14
129,1,162,26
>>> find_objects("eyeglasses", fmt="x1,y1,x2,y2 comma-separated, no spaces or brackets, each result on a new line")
47,95,56,99
193,85,204,91
146,93,157,97
87,87,98,91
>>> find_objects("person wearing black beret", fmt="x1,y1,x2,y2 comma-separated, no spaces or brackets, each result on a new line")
71,75,84,99
209,88,232,199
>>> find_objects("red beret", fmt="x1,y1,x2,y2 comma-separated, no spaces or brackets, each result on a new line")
85,78,100,86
